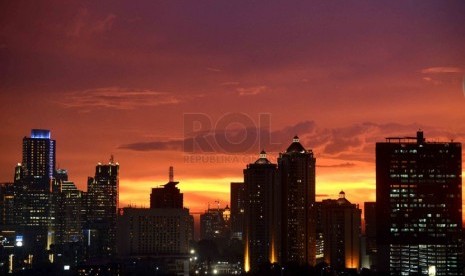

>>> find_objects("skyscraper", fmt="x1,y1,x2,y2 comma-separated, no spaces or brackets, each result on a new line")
230,182,245,240
12,129,56,266
318,191,361,271
150,166,183,209
243,150,278,272
14,129,55,227
51,169,84,245
277,136,316,265
376,131,462,275
86,157,119,258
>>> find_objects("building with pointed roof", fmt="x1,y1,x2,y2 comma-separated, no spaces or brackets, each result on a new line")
277,136,316,265
243,150,278,272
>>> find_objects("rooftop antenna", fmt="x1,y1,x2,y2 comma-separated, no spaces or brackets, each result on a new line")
110,154,114,164
169,166,174,182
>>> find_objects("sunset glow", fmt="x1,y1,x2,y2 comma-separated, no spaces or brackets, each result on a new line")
1,1,465,218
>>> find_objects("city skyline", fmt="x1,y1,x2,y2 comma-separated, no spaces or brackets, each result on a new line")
1,1,465,214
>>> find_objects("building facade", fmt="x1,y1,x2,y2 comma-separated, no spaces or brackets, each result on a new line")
376,131,462,275
117,207,190,256
319,192,361,271
86,157,119,258
277,136,316,265
12,129,56,266
243,151,278,272
230,182,245,240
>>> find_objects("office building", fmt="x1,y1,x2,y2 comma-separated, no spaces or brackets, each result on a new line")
243,150,278,272
319,191,361,271
12,129,56,267
376,131,462,275
14,129,55,227
117,207,191,256
86,157,119,258
0,183,14,226
230,182,245,240
277,136,316,265
51,169,84,245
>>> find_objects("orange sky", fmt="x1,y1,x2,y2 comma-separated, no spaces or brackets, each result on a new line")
1,1,465,215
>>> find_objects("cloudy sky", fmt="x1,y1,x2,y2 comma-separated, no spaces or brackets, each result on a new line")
1,1,465,213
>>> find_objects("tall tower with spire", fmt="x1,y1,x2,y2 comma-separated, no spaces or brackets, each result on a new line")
277,135,316,265
150,166,183,209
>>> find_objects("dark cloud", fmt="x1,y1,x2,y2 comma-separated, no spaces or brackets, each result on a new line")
316,162,356,168
59,87,184,110
119,140,183,151
118,120,317,153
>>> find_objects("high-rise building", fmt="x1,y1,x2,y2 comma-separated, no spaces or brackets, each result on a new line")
12,129,56,266
200,205,230,240
86,157,119,258
230,182,245,240
51,169,84,245
50,169,86,266
243,151,278,272
150,166,183,209
14,129,55,227
363,202,377,269
319,191,361,271
0,182,14,226
277,136,316,265
376,131,462,275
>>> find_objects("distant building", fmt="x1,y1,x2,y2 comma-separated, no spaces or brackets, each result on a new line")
376,131,462,275
86,157,119,258
0,182,14,226
200,205,230,240
363,202,376,269
117,207,191,256
319,191,361,271
51,169,84,245
243,150,278,272
230,182,245,240
277,136,316,265
117,169,192,276
150,166,183,209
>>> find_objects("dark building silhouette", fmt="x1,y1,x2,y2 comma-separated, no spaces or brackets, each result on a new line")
150,166,183,209
230,182,245,240
363,202,377,269
318,191,361,271
376,131,462,275
243,150,278,272
277,136,316,265
200,204,230,240
86,157,119,258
